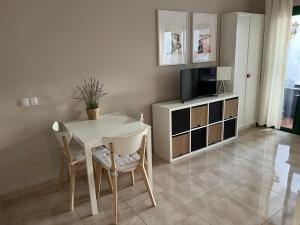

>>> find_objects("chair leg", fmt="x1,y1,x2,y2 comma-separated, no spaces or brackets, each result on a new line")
95,164,103,199
139,165,156,207
112,175,118,225
69,165,76,210
130,170,135,186
105,170,114,193
144,157,148,168
58,156,65,191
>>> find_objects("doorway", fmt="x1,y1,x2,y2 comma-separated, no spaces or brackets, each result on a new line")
281,6,300,134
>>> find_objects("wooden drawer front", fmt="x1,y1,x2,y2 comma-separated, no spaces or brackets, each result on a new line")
208,123,222,145
224,98,238,120
172,133,189,158
191,105,208,128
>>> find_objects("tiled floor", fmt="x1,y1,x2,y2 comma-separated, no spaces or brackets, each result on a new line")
1,127,300,225
281,117,293,129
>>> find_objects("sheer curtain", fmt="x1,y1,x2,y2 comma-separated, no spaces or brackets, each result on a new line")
258,0,293,128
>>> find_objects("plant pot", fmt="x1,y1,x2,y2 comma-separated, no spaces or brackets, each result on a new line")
86,108,100,120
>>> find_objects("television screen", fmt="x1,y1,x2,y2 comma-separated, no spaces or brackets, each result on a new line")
180,67,216,102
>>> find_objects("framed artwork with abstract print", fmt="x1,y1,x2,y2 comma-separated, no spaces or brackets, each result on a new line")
192,13,217,63
158,10,188,66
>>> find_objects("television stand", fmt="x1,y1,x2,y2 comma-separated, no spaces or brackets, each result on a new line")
152,93,239,162
207,94,218,97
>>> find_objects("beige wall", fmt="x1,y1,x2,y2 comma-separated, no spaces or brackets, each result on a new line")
251,0,265,13
0,0,263,195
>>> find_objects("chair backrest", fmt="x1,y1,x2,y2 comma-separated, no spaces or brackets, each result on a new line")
52,121,73,162
52,121,61,132
126,108,144,122
102,126,148,157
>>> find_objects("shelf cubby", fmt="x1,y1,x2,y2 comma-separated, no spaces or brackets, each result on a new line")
191,127,207,151
172,132,189,158
208,123,223,145
224,98,238,120
191,105,208,128
209,101,223,124
224,118,237,140
172,108,190,135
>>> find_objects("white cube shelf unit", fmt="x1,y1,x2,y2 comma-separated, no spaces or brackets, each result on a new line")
152,93,239,162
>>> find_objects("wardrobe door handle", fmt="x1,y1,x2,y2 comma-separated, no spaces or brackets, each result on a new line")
246,73,251,78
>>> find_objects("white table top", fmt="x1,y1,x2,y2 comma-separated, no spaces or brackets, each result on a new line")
63,113,149,147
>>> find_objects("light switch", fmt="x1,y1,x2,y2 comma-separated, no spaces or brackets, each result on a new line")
20,98,30,107
30,97,39,106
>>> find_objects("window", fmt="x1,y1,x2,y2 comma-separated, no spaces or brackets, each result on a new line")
281,6,300,130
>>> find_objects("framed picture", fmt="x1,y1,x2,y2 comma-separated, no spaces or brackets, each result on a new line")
192,13,217,63
158,10,188,66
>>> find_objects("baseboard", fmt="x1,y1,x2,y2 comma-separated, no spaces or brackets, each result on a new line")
238,123,256,131
0,178,59,202
0,170,87,202
0,167,143,203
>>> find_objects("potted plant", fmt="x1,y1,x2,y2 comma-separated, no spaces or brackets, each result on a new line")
75,78,108,120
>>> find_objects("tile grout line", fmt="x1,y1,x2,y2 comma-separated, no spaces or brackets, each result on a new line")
225,192,285,223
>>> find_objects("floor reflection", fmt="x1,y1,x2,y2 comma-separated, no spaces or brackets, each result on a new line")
280,141,300,225
258,133,300,225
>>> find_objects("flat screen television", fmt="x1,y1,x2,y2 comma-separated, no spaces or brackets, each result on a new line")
180,67,217,102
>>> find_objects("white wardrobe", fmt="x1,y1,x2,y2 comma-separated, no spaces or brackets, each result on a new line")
220,12,264,129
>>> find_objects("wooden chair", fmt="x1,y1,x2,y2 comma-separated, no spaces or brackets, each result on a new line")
126,108,144,122
92,127,156,225
52,121,111,210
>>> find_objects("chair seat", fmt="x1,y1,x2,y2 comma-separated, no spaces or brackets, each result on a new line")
92,147,140,173
70,145,107,162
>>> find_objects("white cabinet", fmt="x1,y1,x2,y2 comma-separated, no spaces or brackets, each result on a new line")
152,93,239,163
220,12,264,129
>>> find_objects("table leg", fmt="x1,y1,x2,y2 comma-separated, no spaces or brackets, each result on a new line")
146,127,153,188
84,143,98,215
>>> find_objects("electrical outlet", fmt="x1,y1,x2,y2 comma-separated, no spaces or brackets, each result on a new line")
30,97,39,106
19,98,31,107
